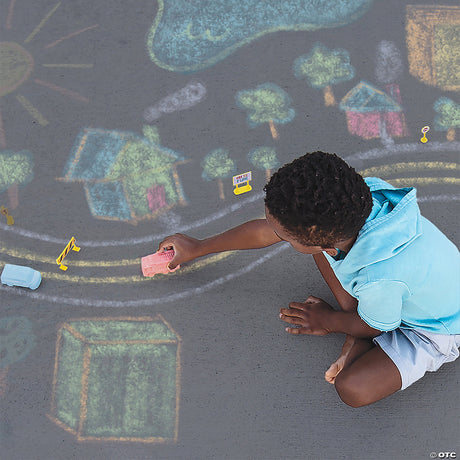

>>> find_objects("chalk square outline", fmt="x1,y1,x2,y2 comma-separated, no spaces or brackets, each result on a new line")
47,315,181,444
406,5,460,91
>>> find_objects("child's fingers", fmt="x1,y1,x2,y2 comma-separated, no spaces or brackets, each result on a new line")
280,308,306,319
158,240,174,252
304,295,321,303
167,257,179,270
279,312,304,324
287,302,310,312
166,249,182,270
285,327,310,335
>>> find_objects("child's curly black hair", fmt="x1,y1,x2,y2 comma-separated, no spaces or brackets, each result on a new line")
264,151,373,247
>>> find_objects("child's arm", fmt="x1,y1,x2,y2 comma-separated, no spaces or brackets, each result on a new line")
327,310,381,338
158,219,282,269
313,253,358,312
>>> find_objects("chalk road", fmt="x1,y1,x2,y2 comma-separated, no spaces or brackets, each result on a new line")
0,142,458,307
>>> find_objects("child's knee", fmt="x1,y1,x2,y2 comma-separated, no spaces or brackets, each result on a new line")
334,371,368,408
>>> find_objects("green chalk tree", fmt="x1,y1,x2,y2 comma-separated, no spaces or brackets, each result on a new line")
294,43,355,107
0,150,34,209
201,148,236,200
247,146,280,182
142,125,161,144
433,97,460,141
236,83,295,140
0,316,35,397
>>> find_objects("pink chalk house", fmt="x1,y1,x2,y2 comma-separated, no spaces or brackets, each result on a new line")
340,81,409,140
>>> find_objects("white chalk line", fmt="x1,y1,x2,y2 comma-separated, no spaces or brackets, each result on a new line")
345,141,460,162
1,141,458,247
417,194,460,203
0,192,265,247
0,243,288,307
0,191,457,306
1,190,457,249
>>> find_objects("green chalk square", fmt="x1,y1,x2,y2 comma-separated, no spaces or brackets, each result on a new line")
52,318,180,442
67,319,176,342
83,342,178,439
434,24,460,87
54,328,85,431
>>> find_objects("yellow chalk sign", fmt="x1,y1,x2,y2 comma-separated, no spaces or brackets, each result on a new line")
56,237,80,271
233,171,252,195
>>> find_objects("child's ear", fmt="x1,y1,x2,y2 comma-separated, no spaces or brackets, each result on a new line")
324,248,338,257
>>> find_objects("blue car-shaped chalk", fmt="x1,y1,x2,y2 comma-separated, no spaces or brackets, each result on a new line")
1,264,41,290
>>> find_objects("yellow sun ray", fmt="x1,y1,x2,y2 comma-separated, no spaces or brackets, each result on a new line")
0,105,6,148
42,64,93,68
15,94,49,126
33,79,89,102
1,2,95,147
45,24,99,49
6,0,16,30
24,2,61,44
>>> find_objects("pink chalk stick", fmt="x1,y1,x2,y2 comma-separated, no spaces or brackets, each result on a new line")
141,250,180,277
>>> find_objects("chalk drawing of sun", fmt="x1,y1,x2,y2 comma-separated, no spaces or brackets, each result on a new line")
0,1,98,148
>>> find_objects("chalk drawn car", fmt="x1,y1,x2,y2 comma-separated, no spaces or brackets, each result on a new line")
1,264,41,290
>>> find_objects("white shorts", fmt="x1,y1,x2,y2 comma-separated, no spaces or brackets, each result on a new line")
373,328,460,390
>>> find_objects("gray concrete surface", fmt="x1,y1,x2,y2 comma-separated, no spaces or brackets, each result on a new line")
0,0,459,458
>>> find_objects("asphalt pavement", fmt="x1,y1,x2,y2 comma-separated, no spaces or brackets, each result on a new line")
0,0,459,459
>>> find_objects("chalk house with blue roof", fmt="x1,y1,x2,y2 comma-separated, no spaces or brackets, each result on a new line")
60,128,188,224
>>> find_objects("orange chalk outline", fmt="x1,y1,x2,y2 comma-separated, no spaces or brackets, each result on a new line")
406,5,460,91
48,315,181,443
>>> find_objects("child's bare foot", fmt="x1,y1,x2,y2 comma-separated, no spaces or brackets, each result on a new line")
325,335,357,384
325,335,375,384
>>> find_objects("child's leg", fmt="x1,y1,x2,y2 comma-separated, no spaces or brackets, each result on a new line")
333,346,402,407
312,253,402,406
324,334,373,384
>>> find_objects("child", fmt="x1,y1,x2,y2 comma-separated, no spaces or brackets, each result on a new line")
158,151,460,407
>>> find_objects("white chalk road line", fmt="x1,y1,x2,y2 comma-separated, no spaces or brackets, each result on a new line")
0,243,289,307
0,192,265,247
345,141,460,161
0,141,458,306
1,141,459,246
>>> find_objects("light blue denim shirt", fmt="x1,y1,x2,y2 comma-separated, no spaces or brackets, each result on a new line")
325,177,460,334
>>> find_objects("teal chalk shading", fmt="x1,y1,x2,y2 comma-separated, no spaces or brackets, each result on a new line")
0,316,35,369
433,97,460,132
147,0,375,72
60,128,188,223
85,343,177,438
339,81,402,113
53,328,85,430
85,182,132,220
0,150,34,193
62,130,125,181
51,317,180,442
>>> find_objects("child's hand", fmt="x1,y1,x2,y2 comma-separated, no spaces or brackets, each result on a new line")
158,233,202,269
279,296,334,336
